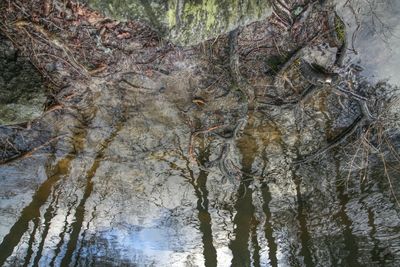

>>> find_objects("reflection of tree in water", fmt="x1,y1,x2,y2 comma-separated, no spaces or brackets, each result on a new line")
0,0,400,266
340,0,399,48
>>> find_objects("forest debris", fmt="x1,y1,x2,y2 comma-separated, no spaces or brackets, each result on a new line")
192,97,206,107
117,32,131,39
89,63,107,75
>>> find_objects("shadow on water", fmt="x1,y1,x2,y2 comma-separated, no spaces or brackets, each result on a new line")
185,140,218,267
229,182,256,267
0,108,92,265
368,206,383,263
0,83,129,265
59,122,125,267
293,171,314,267
334,155,360,267
49,194,78,266
229,117,260,267
60,87,128,267
229,114,281,267
260,181,278,267
0,155,74,266
30,184,61,267
367,166,400,265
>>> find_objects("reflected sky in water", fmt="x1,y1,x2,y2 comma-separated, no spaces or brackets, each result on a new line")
336,0,400,85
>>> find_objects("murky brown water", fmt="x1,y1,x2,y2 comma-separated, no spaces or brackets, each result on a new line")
1,1,400,267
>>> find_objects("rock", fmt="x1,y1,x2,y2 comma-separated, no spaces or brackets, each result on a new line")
83,0,272,45
0,35,47,125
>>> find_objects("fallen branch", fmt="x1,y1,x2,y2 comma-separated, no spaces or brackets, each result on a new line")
0,135,65,165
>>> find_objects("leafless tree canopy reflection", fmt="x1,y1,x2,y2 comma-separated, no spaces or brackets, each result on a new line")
0,0,399,266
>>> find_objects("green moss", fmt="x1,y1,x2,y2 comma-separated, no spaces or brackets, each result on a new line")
167,2,176,28
87,0,273,45
180,0,219,33
205,0,217,30
335,15,346,43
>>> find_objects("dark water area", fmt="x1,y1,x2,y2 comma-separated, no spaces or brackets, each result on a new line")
1,1,400,266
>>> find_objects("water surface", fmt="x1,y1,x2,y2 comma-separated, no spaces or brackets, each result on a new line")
0,1,400,266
